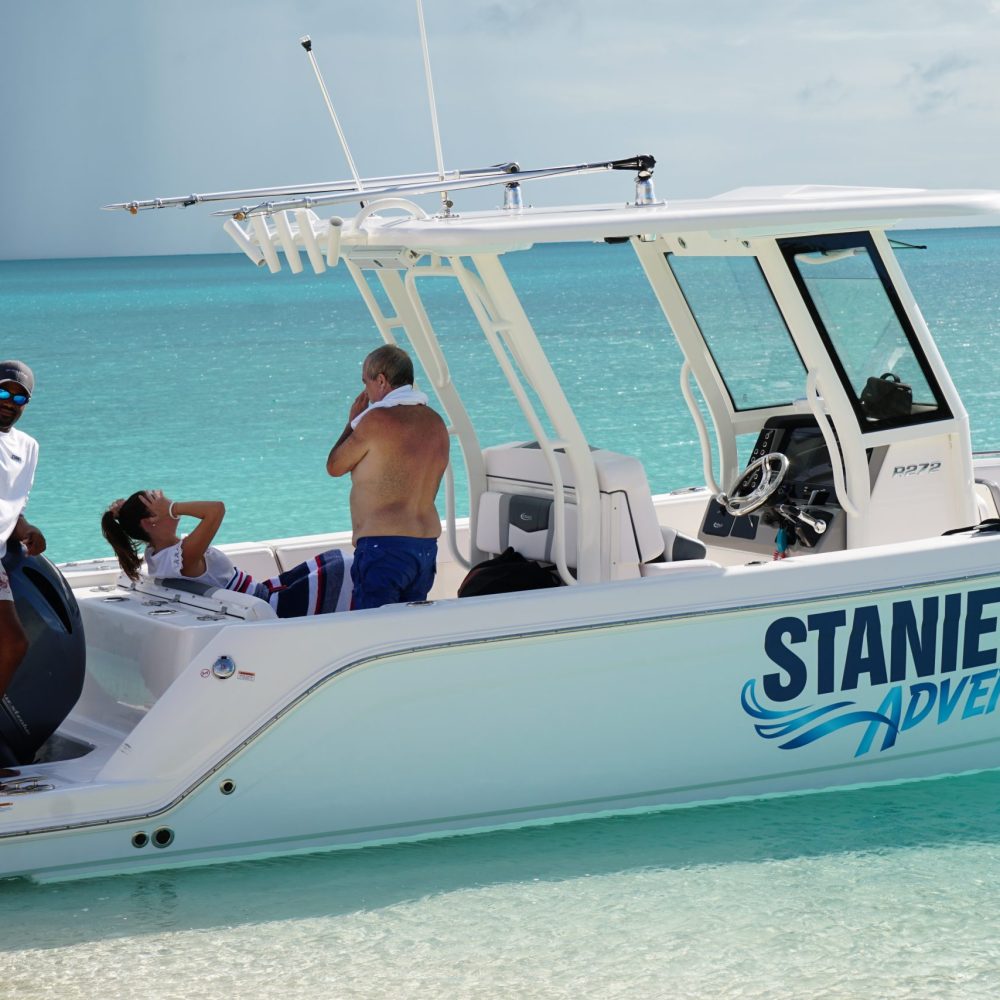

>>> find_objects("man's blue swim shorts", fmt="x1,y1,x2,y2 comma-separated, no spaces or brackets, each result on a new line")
351,535,438,610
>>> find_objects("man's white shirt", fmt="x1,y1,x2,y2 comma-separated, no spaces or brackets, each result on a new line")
0,426,38,559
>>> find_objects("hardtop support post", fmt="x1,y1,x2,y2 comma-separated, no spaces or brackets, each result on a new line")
470,253,603,584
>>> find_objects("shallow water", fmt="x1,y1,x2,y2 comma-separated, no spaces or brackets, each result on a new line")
2,229,1000,997
6,772,1000,999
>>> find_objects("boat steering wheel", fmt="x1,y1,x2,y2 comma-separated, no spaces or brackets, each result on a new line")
718,452,790,516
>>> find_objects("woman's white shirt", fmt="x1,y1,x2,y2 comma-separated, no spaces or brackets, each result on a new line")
144,540,235,588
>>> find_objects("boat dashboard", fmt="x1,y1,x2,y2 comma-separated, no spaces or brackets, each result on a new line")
698,415,882,558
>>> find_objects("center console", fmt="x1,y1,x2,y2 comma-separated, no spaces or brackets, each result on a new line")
698,416,848,557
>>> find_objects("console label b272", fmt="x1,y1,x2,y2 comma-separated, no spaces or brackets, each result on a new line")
892,462,941,477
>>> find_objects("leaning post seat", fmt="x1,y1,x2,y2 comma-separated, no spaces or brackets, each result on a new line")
479,442,667,580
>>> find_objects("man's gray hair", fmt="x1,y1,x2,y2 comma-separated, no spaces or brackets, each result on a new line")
364,345,414,388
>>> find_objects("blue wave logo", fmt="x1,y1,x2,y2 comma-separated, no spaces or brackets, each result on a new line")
741,678,899,753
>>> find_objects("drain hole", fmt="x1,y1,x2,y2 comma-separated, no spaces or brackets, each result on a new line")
152,827,175,848
131,831,149,849
219,778,236,795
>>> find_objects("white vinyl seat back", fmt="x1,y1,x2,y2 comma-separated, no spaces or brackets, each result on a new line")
477,492,579,566
478,443,666,580
215,543,283,581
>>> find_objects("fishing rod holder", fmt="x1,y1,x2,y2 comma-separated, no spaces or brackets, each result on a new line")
222,211,344,274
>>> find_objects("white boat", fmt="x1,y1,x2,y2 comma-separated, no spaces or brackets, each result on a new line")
5,58,1000,880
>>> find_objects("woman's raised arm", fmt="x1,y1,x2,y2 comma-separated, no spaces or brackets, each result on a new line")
142,491,226,578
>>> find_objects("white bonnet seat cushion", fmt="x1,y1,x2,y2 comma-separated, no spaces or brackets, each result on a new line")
476,443,664,566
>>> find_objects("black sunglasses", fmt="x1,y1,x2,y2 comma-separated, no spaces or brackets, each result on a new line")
0,389,28,406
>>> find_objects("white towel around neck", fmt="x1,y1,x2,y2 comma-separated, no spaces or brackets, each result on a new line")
350,384,430,430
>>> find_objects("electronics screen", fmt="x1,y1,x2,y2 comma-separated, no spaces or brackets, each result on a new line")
782,427,834,490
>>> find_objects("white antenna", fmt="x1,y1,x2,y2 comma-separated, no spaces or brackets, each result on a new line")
414,0,449,211
299,36,362,190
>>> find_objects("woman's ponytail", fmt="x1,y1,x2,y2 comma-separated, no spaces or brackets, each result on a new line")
101,510,143,581
100,492,151,581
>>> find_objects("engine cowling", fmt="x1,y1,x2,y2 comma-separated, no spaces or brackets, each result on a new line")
0,548,86,766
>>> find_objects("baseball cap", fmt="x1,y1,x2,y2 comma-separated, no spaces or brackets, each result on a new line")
0,360,35,397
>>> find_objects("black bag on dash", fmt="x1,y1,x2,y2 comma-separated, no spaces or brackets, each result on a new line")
859,372,912,420
457,547,562,598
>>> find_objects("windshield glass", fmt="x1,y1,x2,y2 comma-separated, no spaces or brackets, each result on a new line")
667,254,805,411
780,233,949,429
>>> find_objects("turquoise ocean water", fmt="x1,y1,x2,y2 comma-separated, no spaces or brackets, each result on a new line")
2,229,1000,997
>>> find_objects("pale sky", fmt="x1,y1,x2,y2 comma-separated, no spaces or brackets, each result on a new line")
2,0,1000,260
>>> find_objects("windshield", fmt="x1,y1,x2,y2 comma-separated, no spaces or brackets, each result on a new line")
780,233,950,429
667,254,805,411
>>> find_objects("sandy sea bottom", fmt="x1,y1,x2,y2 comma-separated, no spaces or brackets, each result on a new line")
6,771,1000,999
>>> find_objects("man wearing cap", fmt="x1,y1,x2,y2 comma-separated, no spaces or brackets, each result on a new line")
0,360,45,702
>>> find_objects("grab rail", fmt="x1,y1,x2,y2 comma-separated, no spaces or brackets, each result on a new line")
680,361,721,496
806,370,861,518
353,197,429,227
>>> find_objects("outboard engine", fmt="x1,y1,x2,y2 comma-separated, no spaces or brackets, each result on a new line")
0,548,86,766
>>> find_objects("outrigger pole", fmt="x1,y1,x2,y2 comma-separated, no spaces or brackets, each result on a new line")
104,156,656,218
102,167,518,214
104,13,658,220
298,35,362,190
414,0,449,214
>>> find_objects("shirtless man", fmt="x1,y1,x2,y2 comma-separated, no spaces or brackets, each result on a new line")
0,360,46,703
326,345,449,609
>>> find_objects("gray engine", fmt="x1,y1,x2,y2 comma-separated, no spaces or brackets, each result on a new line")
0,549,86,766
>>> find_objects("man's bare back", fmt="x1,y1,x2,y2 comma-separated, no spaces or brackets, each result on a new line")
342,404,449,542
326,347,450,545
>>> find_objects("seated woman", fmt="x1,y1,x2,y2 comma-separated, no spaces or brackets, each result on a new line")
101,490,349,617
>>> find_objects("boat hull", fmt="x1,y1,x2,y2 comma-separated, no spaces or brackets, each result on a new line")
4,534,1000,881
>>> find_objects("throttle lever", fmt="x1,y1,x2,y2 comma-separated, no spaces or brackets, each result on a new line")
777,504,827,535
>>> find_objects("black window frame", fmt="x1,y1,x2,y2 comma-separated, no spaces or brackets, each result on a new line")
778,231,952,431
